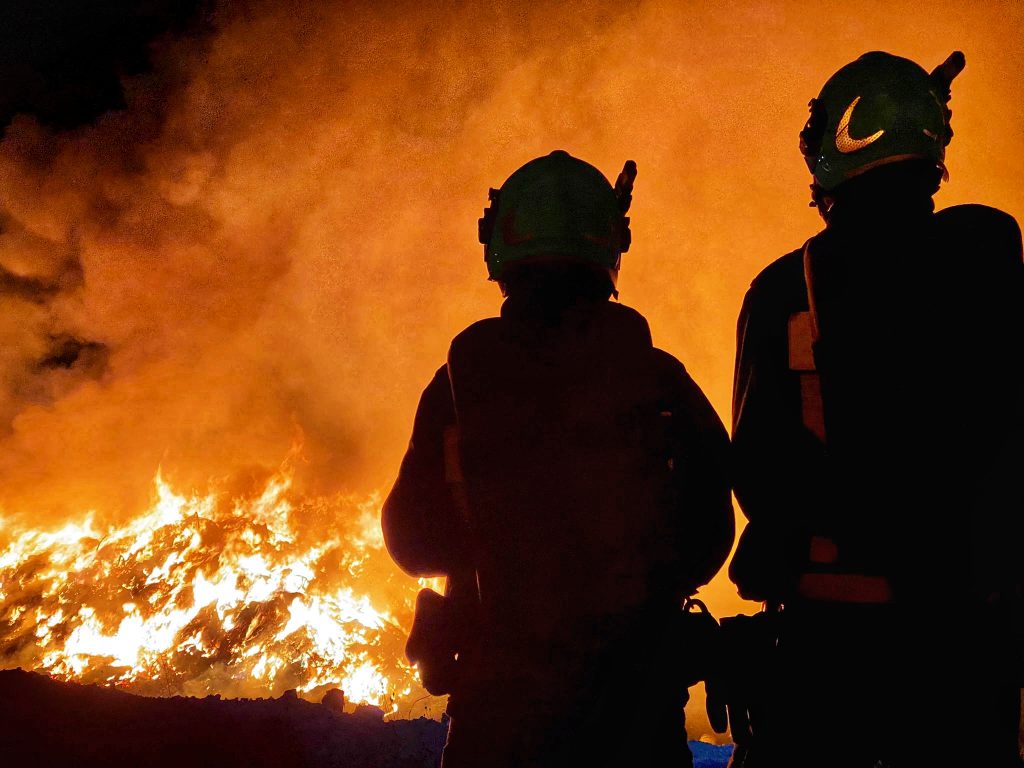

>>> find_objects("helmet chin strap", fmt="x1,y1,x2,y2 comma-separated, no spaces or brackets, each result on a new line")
809,182,834,221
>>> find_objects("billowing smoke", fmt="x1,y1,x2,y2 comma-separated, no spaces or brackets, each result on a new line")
0,1,659,525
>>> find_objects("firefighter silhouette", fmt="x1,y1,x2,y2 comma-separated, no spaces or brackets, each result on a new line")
717,52,1024,767
383,150,734,768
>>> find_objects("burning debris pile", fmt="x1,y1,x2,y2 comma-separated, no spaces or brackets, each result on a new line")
0,459,442,715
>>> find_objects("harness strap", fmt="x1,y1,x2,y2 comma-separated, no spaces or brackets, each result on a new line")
797,571,894,604
788,309,826,443
789,238,895,606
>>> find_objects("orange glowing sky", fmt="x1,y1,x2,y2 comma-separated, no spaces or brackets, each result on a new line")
0,0,1021,732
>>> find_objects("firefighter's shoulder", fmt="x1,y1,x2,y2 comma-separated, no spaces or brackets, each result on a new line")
936,204,1023,262
745,246,807,308
602,301,654,347
647,347,728,438
449,317,502,347
447,317,504,364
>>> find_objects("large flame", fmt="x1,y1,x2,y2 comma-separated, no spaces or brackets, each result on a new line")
0,457,437,717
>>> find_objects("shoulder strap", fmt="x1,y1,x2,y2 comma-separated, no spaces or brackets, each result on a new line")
442,363,483,610
793,237,896,603
787,238,826,444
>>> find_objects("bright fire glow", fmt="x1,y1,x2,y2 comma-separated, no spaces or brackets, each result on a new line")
0,462,428,717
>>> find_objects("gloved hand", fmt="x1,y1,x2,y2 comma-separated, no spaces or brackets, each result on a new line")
679,598,721,689
705,610,780,750
406,588,460,696
704,614,750,741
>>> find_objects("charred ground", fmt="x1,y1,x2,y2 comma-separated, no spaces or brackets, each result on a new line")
0,669,733,767
0,668,444,768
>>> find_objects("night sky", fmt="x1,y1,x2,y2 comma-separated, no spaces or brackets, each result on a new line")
0,0,207,128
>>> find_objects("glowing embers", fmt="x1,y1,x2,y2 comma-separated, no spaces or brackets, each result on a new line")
0,465,419,714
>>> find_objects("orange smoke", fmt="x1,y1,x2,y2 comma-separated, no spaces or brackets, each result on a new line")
0,0,1022,738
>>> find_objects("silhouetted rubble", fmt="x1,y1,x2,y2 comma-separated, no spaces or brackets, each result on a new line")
321,688,345,712
0,669,445,768
0,668,733,767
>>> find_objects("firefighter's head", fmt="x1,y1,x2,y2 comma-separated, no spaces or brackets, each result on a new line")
799,51,965,214
478,150,635,299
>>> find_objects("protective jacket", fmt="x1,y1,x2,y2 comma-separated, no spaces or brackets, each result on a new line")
732,192,1022,605
729,176,1023,766
384,296,733,768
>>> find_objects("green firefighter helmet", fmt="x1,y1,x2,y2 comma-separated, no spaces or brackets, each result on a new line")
478,150,635,286
800,51,965,192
